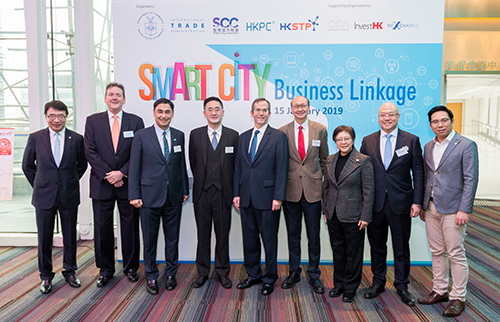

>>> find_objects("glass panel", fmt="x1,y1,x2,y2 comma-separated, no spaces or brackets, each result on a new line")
94,0,114,112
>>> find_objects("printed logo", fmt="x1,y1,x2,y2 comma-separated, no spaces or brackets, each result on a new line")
137,12,164,40
387,21,419,30
213,17,239,35
170,18,205,33
353,22,383,30
280,16,319,31
246,21,275,32
328,20,349,31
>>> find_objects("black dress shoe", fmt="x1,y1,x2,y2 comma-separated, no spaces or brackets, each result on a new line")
397,289,416,306
192,275,208,288
40,280,52,294
219,276,232,289
146,280,158,295
363,284,385,299
166,276,177,291
281,272,301,289
237,277,262,289
124,269,139,282
261,283,274,295
64,274,81,288
308,278,325,294
342,294,355,302
328,288,345,298
96,275,111,288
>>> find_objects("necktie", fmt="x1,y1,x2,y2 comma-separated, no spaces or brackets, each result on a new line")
163,131,170,162
384,134,393,170
249,130,260,162
212,130,218,150
298,125,305,161
111,115,119,153
54,132,61,167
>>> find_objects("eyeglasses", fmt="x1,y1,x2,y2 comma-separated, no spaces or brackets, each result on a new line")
430,118,450,125
335,137,352,143
253,108,269,114
378,113,398,119
46,114,67,121
291,104,308,110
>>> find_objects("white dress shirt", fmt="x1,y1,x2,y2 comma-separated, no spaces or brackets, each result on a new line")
380,128,398,161
207,125,222,146
294,119,309,152
248,123,268,154
49,127,65,161
433,130,456,169
154,123,171,155
108,110,123,131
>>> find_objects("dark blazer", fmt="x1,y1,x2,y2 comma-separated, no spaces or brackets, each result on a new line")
84,111,144,199
360,129,424,215
22,128,87,210
323,148,374,223
189,125,239,206
234,126,289,210
128,126,189,207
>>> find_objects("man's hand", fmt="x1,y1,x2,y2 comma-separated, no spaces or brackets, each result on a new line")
410,204,421,218
272,200,282,211
419,209,426,222
455,211,469,225
113,180,124,188
233,197,240,210
130,199,143,208
358,220,369,230
106,171,124,184
183,195,189,202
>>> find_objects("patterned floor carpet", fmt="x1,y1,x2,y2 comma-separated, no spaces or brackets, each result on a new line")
0,204,499,321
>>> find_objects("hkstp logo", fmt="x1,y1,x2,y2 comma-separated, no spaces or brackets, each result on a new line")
280,16,319,31
213,17,239,34
137,12,165,40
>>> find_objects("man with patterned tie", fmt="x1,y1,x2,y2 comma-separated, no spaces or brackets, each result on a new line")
360,102,424,306
22,100,87,294
84,83,144,287
129,98,189,295
189,97,239,289
233,98,289,296
278,96,328,294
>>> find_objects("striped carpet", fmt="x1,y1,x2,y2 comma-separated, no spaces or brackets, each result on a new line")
0,203,499,322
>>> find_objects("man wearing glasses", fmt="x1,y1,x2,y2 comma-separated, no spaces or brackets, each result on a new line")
360,102,424,306
278,96,328,294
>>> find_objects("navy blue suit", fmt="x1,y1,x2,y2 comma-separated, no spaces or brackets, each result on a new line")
234,125,289,284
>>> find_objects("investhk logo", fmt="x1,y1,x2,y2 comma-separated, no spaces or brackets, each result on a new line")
280,16,319,31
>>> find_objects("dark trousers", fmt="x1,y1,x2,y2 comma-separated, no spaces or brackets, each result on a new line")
283,194,321,278
36,198,78,281
140,195,182,280
367,195,411,290
194,185,231,278
327,212,365,295
240,202,280,285
93,190,140,277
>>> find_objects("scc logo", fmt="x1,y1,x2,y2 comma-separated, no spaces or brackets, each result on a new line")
213,17,239,28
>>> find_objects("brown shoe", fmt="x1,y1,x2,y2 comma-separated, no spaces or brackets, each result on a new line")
443,299,465,317
418,291,449,305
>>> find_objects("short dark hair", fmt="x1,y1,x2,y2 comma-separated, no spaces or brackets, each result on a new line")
44,100,68,115
154,98,174,111
428,105,454,122
333,125,356,141
105,82,126,98
251,98,270,112
291,96,310,107
203,96,224,110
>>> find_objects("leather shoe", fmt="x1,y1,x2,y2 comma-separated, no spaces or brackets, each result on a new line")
443,299,465,317
40,280,52,294
124,269,139,282
308,278,325,294
219,276,232,289
342,294,355,302
397,289,416,306
146,280,158,295
96,275,111,288
328,288,344,298
192,275,208,288
261,283,274,296
166,276,177,291
64,274,81,288
363,284,385,299
418,291,449,305
281,272,301,289
237,277,262,289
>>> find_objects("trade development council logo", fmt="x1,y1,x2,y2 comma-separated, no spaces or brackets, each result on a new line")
137,12,165,40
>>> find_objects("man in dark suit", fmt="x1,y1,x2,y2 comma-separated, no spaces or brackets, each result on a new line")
22,100,87,294
233,98,289,296
189,97,239,289
84,82,144,287
278,96,328,294
129,98,189,295
360,102,424,306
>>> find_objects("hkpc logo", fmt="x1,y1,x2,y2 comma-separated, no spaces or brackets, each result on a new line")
280,16,319,31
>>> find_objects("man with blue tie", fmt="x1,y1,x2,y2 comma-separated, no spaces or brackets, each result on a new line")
22,100,87,294
233,98,289,296
129,98,189,295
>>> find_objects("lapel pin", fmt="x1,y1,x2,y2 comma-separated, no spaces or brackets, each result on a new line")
69,136,71,139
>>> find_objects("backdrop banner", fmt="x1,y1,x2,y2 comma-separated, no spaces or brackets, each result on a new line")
0,128,15,201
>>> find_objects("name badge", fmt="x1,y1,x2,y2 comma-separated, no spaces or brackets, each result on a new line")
396,146,409,157
123,131,134,138
225,146,234,153
174,145,182,153
312,140,321,147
